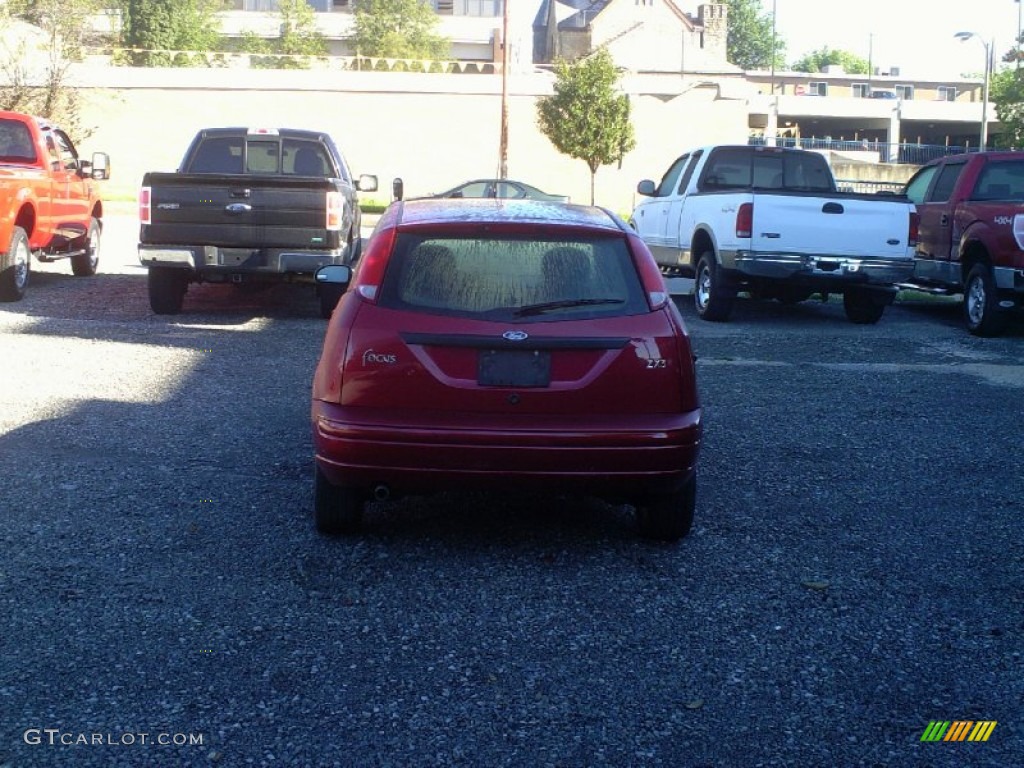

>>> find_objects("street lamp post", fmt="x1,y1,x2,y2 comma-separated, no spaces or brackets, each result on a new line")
954,31,992,151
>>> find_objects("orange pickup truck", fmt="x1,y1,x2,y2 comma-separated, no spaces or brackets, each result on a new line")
0,110,110,302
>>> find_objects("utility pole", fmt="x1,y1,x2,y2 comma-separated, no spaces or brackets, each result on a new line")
867,33,873,95
498,0,510,179
1018,0,1022,70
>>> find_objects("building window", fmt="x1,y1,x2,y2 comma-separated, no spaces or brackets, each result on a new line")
895,84,914,100
852,83,869,98
938,86,957,101
448,0,502,15
808,81,828,97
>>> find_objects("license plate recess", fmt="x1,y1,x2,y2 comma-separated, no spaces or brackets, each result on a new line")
478,349,551,387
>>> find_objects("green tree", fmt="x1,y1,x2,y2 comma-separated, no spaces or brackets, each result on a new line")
536,48,636,205
351,0,449,65
243,0,327,69
118,0,223,67
991,68,1024,148
791,47,869,74
0,0,100,137
724,0,784,71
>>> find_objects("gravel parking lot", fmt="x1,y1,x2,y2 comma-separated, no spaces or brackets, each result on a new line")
1,214,1022,767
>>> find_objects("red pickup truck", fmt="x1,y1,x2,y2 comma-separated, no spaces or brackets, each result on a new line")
0,110,110,302
901,152,1024,336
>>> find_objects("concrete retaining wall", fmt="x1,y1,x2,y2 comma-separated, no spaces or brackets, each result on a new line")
69,65,750,215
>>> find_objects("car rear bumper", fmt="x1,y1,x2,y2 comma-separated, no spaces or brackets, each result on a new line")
312,401,702,497
138,245,344,279
729,250,914,287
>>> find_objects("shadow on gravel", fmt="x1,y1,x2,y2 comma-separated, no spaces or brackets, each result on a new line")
346,490,643,545
7,271,326,337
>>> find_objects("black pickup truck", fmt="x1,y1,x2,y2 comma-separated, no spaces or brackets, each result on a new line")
139,127,377,317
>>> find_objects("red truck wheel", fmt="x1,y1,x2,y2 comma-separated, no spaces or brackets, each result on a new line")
964,263,1008,337
71,218,101,277
0,226,30,302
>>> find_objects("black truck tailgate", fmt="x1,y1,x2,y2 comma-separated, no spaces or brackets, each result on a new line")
141,172,338,249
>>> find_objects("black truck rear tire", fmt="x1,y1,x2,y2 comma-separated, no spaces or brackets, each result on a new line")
148,267,187,315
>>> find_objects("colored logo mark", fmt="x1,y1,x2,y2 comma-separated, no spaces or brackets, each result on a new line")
920,721,997,742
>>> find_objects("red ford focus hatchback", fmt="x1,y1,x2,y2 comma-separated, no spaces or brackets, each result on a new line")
311,199,702,540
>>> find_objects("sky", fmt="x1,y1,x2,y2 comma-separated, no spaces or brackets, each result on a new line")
762,0,1020,79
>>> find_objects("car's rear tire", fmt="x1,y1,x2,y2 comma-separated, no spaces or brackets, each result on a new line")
148,267,187,315
71,217,100,276
0,226,30,302
843,289,885,324
636,475,696,542
694,252,736,321
963,263,1008,337
314,467,364,535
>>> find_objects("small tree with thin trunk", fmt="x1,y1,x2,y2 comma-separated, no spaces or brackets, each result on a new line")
536,48,636,205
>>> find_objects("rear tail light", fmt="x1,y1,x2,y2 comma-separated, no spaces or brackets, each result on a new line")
908,210,919,248
326,191,343,231
352,225,397,302
736,202,752,238
139,186,151,225
629,234,669,309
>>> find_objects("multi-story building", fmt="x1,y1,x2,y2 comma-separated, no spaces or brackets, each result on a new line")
149,1,1004,156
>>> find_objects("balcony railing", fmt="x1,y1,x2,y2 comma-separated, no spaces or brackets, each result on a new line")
748,136,976,165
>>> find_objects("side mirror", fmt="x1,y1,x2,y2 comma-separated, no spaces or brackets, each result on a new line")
357,173,378,193
636,179,656,197
315,264,352,286
392,177,404,201
90,152,110,180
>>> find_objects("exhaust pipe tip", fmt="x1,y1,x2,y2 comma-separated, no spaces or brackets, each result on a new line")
372,484,391,502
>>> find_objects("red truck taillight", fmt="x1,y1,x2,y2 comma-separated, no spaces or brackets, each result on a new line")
908,210,919,248
736,202,753,238
326,191,343,231
139,186,151,225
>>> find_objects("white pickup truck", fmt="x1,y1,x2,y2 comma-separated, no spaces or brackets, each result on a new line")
629,145,919,323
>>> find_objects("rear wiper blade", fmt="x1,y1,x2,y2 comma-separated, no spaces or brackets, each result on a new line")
514,298,624,317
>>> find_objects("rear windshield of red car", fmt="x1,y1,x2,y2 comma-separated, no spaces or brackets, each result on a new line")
376,232,650,322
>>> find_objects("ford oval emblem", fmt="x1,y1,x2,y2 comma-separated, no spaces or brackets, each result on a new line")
503,330,529,342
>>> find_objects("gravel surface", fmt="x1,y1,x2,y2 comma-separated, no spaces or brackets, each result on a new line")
1,215,1022,767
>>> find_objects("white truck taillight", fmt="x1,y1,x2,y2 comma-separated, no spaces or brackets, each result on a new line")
139,186,151,225
326,191,343,231
736,202,752,238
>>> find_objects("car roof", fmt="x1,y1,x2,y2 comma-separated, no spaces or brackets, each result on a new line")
394,198,625,232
